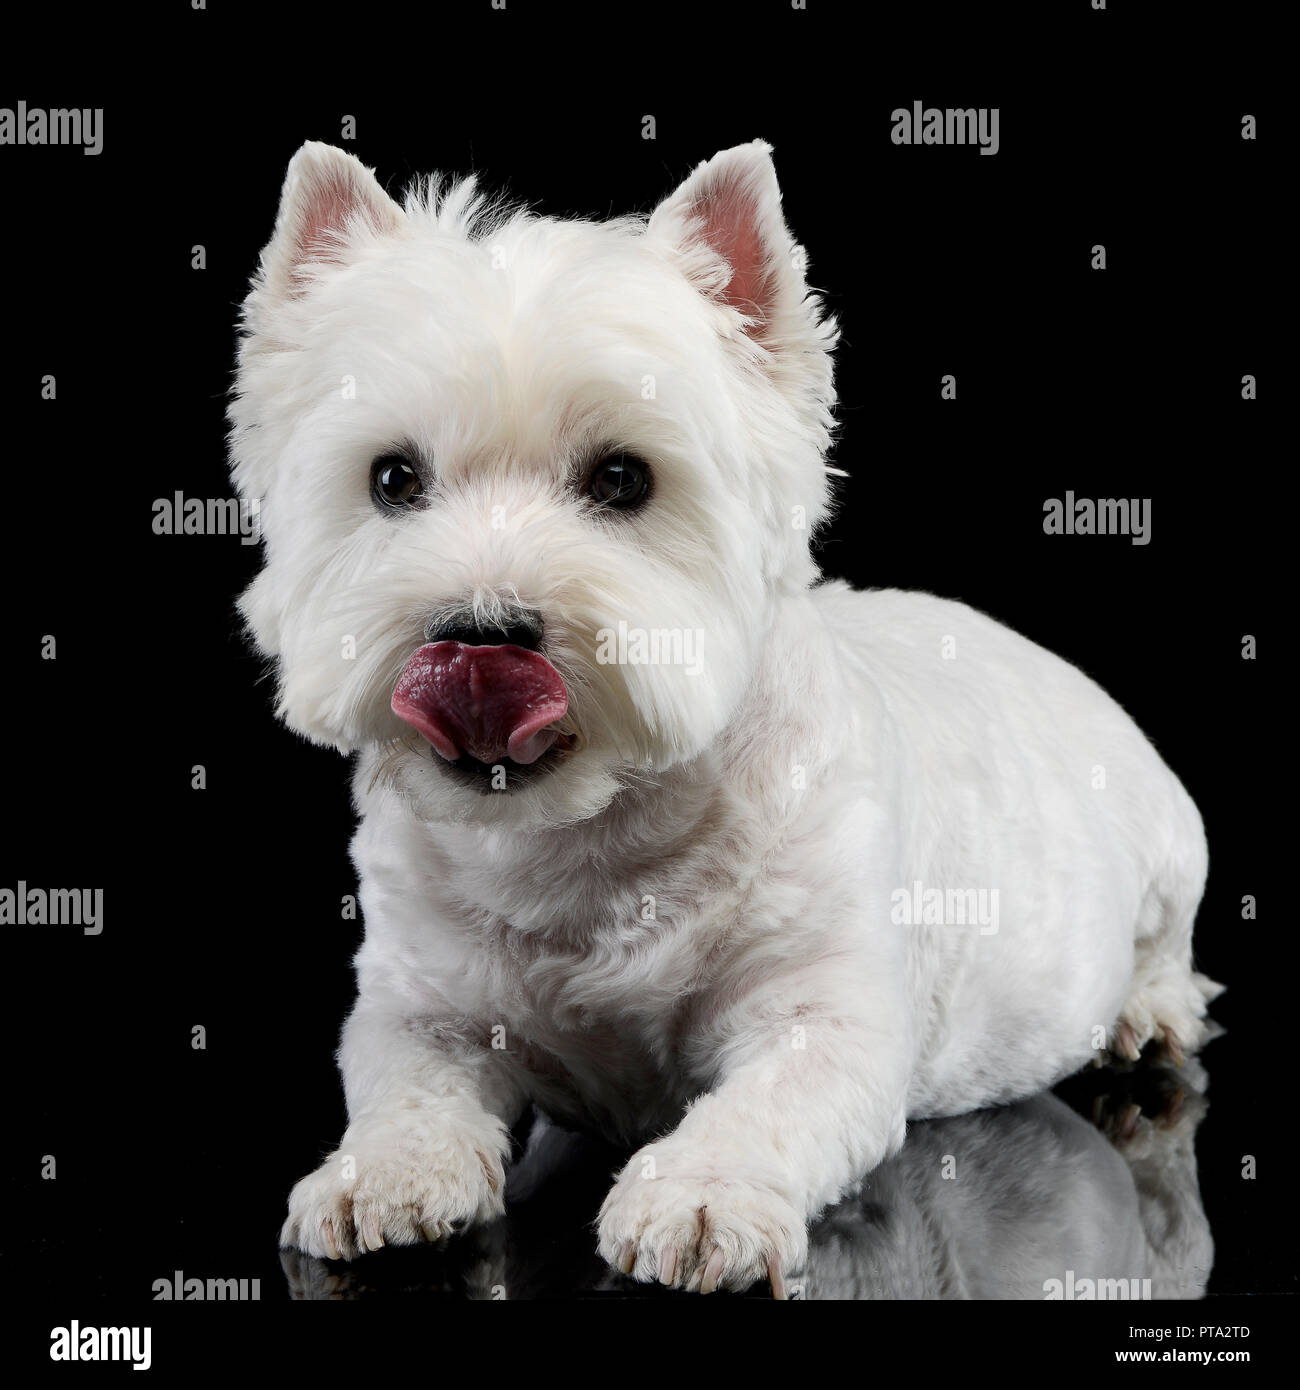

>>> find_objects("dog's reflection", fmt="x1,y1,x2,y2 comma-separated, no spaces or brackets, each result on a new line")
280,1060,1212,1300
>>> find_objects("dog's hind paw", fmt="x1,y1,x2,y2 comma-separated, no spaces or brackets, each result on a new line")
1112,970,1224,1066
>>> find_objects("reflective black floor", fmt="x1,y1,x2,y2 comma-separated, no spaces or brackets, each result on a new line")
279,1057,1229,1300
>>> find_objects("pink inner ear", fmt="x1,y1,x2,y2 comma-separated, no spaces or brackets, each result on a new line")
693,179,775,333
295,173,361,265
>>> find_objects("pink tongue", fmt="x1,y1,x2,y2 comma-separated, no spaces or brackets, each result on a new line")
391,641,568,765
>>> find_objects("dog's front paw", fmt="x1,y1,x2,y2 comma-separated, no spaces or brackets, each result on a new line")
597,1144,807,1296
280,1111,507,1260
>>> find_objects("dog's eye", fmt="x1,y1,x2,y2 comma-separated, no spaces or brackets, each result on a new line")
588,453,650,510
371,455,422,509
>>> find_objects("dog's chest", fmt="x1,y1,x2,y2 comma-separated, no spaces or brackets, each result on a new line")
477,915,725,1143
510,1005,698,1143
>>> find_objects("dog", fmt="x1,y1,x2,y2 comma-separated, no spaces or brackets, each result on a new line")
229,139,1221,1295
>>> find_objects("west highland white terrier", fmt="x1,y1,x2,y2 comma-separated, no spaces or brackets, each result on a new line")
230,140,1221,1295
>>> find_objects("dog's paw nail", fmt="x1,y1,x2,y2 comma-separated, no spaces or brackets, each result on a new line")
616,1239,636,1275
1163,1028,1186,1067
321,1218,342,1261
658,1246,678,1286
768,1255,787,1300
1119,1102,1142,1139
1116,1022,1141,1061
699,1246,726,1295
360,1211,384,1251
1159,1086,1186,1128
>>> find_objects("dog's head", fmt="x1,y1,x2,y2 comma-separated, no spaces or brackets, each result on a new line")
229,140,838,827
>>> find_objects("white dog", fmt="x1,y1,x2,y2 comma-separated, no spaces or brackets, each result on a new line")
230,139,1221,1295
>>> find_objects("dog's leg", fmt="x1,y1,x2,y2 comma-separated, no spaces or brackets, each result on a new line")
597,999,909,1295
280,1004,524,1260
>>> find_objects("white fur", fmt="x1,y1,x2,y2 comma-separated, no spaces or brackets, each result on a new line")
232,141,1220,1293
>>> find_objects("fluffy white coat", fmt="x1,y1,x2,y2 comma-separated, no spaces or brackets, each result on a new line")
230,140,1220,1294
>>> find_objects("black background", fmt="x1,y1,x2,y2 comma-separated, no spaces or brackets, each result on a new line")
3,0,1286,1361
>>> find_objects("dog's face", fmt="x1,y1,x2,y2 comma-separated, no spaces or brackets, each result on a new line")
230,141,838,827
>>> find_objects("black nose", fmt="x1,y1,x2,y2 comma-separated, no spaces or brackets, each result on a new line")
425,608,544,651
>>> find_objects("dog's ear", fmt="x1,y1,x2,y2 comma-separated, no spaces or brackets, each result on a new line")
647,141,812,347
256,142,405,302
